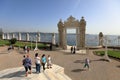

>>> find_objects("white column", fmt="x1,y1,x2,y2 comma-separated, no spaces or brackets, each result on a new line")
12,33,15,38
18,32,21,40
34,35,38,51
37,32,40,42
52,33,56,45
26,33,29,41
7,33,10,39
2,33,5,39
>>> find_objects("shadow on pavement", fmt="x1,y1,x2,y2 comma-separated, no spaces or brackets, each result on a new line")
74,58,108,64
18,51,25,54
62,51,74,55
116,65,120,68
71,69,86,72
0,71,25,79
91,59,110,62
74,60,85,64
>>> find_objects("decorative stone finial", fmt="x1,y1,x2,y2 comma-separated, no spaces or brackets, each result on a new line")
82,16,84,19
58,19,64,28
99,32,103,37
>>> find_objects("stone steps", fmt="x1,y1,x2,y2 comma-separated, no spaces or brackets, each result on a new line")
0,64,72,80
57,73,72,80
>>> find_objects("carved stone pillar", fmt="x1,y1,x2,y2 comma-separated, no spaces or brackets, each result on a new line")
76,28,80,49
52,33,56,45
58,19,64,48
26,33,29,41
58,28,63,47
58,29,61,46
18,32,21,40
63,28,67,49
79,17,86,49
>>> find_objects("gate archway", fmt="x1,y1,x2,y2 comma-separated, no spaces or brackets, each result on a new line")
58,16,86,50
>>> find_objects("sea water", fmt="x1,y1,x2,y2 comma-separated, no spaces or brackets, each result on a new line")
4,32,120,46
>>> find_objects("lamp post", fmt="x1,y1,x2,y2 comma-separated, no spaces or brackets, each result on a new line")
30,36,33,50
34,35,38,51
104,36,111,62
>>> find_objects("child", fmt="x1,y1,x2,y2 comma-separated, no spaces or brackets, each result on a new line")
83,58,90,70
47,55,52,69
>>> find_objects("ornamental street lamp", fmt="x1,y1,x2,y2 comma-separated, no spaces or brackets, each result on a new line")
34,35,38,51
30,36,33,50
104,36,111,62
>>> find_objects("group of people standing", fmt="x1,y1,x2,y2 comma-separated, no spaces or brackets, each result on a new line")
71,46,76,54
23,45,30,53
22,53,52,77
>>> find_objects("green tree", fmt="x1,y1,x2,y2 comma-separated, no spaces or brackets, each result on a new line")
9,38,17,44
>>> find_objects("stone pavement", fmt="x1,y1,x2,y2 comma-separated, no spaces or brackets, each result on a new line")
58,49,120,80
0,46,120,80
0,64,71,80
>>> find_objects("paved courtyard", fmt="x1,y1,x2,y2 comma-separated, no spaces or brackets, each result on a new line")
0,46,120,80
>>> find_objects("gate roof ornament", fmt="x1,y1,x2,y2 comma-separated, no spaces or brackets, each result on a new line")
64,16,79,28
80,16,86,26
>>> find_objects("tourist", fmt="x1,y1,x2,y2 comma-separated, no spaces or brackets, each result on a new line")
35,53,41,73
50,43,52,51
41,54,46,71
47,55,52,69
27,47,30,53
8,45,13,52
83,58,90,70
23,55,32,77
73,46,76,54
22,55,26,73
22,55,26,66
71,46,73,53
24,45,28,53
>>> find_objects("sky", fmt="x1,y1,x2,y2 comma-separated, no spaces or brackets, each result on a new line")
0,0,120,35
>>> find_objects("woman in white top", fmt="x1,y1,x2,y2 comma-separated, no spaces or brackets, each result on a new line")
47,55,52,69
35,53,41,73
